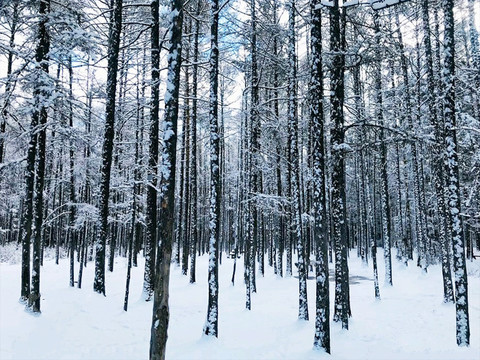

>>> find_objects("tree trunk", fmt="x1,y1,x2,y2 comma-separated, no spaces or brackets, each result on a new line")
28,0,51,313
288,0,308,321
0,1,19,163
94,0,123,295
189,0,201,285
443,0,470,346
149,0,183,357
143,0,160,302
204,0,220,336
330,0,348,329
311,0,330,351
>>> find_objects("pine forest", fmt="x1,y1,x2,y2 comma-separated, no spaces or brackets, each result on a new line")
0,0,479,359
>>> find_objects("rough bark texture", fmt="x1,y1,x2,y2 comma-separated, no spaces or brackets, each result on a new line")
288,0,308,321
149,0,183,357
310,0,330,352
330,0,349,329
204,0,220,337
94,0,123,295
143,0,160,302
443,0,470,346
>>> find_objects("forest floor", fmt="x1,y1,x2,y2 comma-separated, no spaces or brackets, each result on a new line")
1,244,479,360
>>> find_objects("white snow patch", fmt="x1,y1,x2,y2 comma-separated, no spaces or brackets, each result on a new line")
0,249,479,359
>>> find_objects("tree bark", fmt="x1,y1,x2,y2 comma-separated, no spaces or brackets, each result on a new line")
311,0,330,351
94,0,123,295
443,0,470,346
204,0,220,336
149,0,183,357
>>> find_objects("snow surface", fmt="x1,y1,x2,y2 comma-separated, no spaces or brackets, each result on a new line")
1,245,479,360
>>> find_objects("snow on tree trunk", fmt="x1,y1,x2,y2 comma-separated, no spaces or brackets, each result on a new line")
67,56,76,289
0,2,19,164
310,0,330,352
288,0,308,321
189,0,201,285
149,0,183,357
143,0,160,302
204,0,220,337
372,13,393,287
443,0,470,346
94,0,123,296
330,0,349,330
29,0,51,313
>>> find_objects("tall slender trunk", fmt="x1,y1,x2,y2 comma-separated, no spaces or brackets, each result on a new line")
189,0,201,284
204,0,220,336
0,2,19,163
443,0,470,346
246,0,259,309
288,0,308,321
94,0,123,295
68,56,76,288
143,0,160,302
149,0,183,357
311,0,330,351
275,142,284,277
20,0,49,304
181,18,191,275
421,0,444,275
373,14,393,286
330,0,348,329
28,0,51,313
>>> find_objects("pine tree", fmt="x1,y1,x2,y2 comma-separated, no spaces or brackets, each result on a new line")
94,0,123,296
149,0,183,356
443,0,470,346
143,0,160,302
204,0,220,336
310,0,330,351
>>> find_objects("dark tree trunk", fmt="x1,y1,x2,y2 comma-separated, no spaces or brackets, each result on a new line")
204,0,220,336
68,56,76,288
28,0,51,313
94,0,123,295
330,0,348,329
311,0,330,352
149,0,183,357
288,0,308,321
143,0,160,302
245,0,259,310
443,0,470,346
0,1,19,164
181,18,191,276
189,0,200,284
20,0,50,304
373,14,393,286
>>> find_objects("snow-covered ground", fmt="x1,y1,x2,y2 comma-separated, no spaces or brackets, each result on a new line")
1,245,479,360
